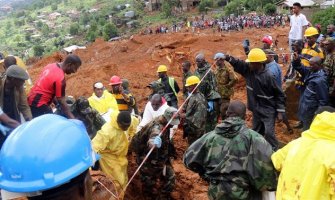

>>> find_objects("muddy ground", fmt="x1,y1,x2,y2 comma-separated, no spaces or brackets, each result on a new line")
28,26,301,199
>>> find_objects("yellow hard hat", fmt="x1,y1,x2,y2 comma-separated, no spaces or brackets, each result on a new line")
246,48,267,63
157,65,168,73
304,27,319,37
185,75,200,87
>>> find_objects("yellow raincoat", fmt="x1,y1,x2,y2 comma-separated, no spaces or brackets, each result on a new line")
92,112,138,195
88,90,118,115
272,112,335,200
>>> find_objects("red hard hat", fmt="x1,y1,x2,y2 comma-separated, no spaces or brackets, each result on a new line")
262,36,272,45
109,76,122,85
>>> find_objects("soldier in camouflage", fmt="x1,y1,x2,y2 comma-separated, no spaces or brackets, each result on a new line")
181,76,207,145
131,107,180,200
183,100,277,200
182,60,193,99
194,53,221,132
213,52,238,120
322,37,335,107
73,96,106,139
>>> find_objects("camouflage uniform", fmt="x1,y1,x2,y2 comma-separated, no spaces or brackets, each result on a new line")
183,91,207,145
195,62,221,132
323,52,335,107
184,117,277,200
73,97,106,139
131,118,175,200
214,64,237,119
182,71,193,98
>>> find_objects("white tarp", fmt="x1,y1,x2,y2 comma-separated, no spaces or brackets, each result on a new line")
63,45,86,53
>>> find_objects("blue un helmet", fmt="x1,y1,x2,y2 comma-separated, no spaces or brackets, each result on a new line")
0,114,99,193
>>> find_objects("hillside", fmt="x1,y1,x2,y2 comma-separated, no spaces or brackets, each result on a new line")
0,0,146,58
28,27,300,199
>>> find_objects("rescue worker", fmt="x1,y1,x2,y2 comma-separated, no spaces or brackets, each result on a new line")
109,75,136,112
0,114,98,200
92,111,138,198
194,53,221,132
292,54,328,130
28,54,82,118
131,107,180,200
271,110,335,200
137,94,169,132
181,76,207,145
88,81,118,115
262,36,279,62
322,38,335,107
1,56,33,94
122,79,139,115
301,27,324,66
213,52,237,120
225,48,286,150
147,80,166,100
73,96,106,139
157,65,180,108
184,100,277,200
265,49,293,134
182,60,193,98
0,65,32,122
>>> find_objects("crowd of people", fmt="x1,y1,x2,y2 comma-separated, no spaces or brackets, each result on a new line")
145,13,288,35
0,2,335,200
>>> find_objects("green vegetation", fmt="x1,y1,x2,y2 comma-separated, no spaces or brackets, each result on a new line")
0,0,143,58
312,7,335,33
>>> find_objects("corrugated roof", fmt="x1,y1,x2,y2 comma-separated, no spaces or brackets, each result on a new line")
276,0,315,7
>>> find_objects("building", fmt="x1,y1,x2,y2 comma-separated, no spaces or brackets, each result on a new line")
276,0,316,12
320,0,335,8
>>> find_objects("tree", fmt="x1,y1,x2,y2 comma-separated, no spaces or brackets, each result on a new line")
198,0,213,13
36,21,43,28
312,7,335,33
80,13,90,25
51,4,58,11
69,23,80,35
162,0,172,17
33,45,44,56
224,0,245,15
103,23,118,41
264,3,276,15
41,24,50,36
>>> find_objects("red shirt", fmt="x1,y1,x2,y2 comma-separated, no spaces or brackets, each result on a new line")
28,63,66,107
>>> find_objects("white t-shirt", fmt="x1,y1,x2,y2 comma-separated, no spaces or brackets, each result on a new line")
289,13,309,40
136,101,169,132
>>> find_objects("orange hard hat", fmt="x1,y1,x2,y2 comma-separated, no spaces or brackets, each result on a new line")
109,75,122,85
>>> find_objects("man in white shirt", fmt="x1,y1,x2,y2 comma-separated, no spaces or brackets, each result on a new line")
289,2,309,51
137,94,169,132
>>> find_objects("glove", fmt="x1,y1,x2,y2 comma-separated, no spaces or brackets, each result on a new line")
153,136,162,148
207,101,214,112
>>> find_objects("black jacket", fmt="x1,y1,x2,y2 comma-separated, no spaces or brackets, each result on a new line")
228,57,285,116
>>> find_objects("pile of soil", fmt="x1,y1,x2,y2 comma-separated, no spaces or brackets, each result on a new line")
28,26,301,199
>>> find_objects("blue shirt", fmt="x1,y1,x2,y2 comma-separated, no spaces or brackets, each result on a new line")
266,60,282,87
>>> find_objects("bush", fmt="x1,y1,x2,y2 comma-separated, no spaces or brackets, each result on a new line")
33,45,44,56
69,23,80,35
264,3,276,15
199,0,213,13
103,23,118,41
162,1,172,17
224,0,244,15
51,4,58,11
312,7,335,33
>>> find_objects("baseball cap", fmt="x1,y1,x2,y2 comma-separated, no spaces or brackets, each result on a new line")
6,65,29,80
163,107,180,126
94,82,104,89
